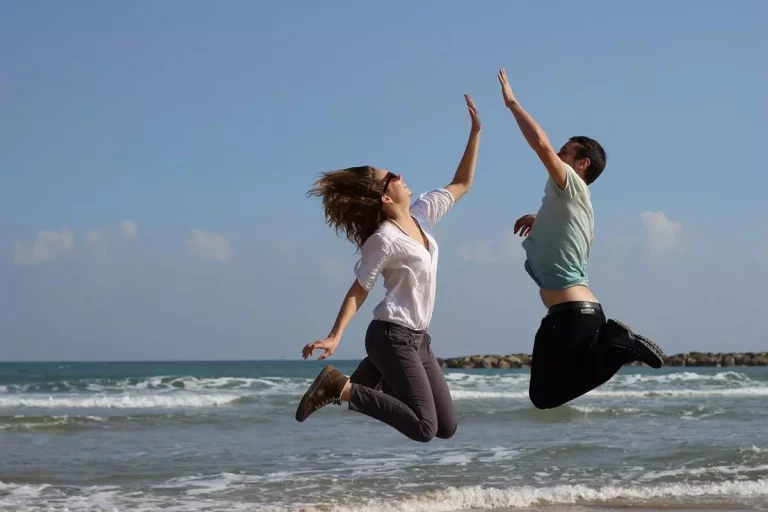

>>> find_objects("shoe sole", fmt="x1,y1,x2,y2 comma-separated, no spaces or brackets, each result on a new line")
611,320,665,369
295,365,334,422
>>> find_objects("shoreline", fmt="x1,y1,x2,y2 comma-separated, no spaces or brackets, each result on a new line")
437,351,768,369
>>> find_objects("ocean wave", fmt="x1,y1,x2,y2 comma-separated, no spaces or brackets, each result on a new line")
326,479,768,511
444,370,764,388
450,386,768,400
0,414,106,432
1,376,313,394
0,480,256,512
639,463,768,481
0,413,271,432
1,478,766,511
0,392,242,409
2,370,766,415
568,404,641,415
3,370,764,398
742,445,768,455
616,371,754,384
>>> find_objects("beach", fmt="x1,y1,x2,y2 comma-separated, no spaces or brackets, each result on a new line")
1,360,766,511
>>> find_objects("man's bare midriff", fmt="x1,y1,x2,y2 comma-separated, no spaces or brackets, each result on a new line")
540,285,598,309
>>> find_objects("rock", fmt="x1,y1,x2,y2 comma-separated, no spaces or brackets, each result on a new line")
474,359,493,369
666,354,685,366
435,352,767,369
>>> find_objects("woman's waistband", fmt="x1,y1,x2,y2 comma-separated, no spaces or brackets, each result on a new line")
370,318,427,334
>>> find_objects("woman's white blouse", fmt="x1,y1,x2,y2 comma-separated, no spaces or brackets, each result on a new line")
354,188,454,331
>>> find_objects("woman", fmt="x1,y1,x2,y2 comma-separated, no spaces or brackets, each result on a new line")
295,94,481,442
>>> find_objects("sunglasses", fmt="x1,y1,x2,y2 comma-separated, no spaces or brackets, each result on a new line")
382,171,399,193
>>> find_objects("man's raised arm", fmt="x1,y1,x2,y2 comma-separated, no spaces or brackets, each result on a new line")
498,68,567,190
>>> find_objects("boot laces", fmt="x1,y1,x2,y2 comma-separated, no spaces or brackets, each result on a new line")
315,392,342,410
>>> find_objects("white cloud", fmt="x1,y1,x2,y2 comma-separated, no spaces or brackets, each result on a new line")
120,220,138,238
86,229,103,242
13,229,74,265
640,211,683,256
187,230,233,263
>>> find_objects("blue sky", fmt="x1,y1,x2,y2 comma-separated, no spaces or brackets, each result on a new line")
1,1,766,361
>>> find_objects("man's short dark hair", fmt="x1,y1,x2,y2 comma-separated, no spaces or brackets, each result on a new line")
570,136,606,185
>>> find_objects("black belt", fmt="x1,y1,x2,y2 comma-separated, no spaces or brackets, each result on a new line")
547,301,602,316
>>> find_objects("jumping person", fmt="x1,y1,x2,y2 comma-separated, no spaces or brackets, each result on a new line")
497,68,665,409
294,94,482,442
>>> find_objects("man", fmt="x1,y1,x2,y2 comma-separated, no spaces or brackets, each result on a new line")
497,68,665,409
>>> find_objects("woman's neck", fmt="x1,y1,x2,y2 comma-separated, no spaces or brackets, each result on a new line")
386,203,411,225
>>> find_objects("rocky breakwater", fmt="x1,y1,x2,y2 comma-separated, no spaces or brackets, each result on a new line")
437,354,533,369
437,352,768,369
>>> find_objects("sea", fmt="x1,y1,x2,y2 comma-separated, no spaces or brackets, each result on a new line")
1,360,767,512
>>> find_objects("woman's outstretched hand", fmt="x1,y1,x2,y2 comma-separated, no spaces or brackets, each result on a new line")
302,336,340,360
465,94,481,134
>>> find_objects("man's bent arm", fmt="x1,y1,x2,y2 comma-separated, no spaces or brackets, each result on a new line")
506,101,567,189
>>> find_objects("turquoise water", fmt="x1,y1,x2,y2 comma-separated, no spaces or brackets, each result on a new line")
1,361,767,511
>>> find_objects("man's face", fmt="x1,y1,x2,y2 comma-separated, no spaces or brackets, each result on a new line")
557,141,588,176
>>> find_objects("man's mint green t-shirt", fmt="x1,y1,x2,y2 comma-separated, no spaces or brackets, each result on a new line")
522,164,594,290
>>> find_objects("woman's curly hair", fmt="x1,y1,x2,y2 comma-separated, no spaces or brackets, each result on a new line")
307,165,387,251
